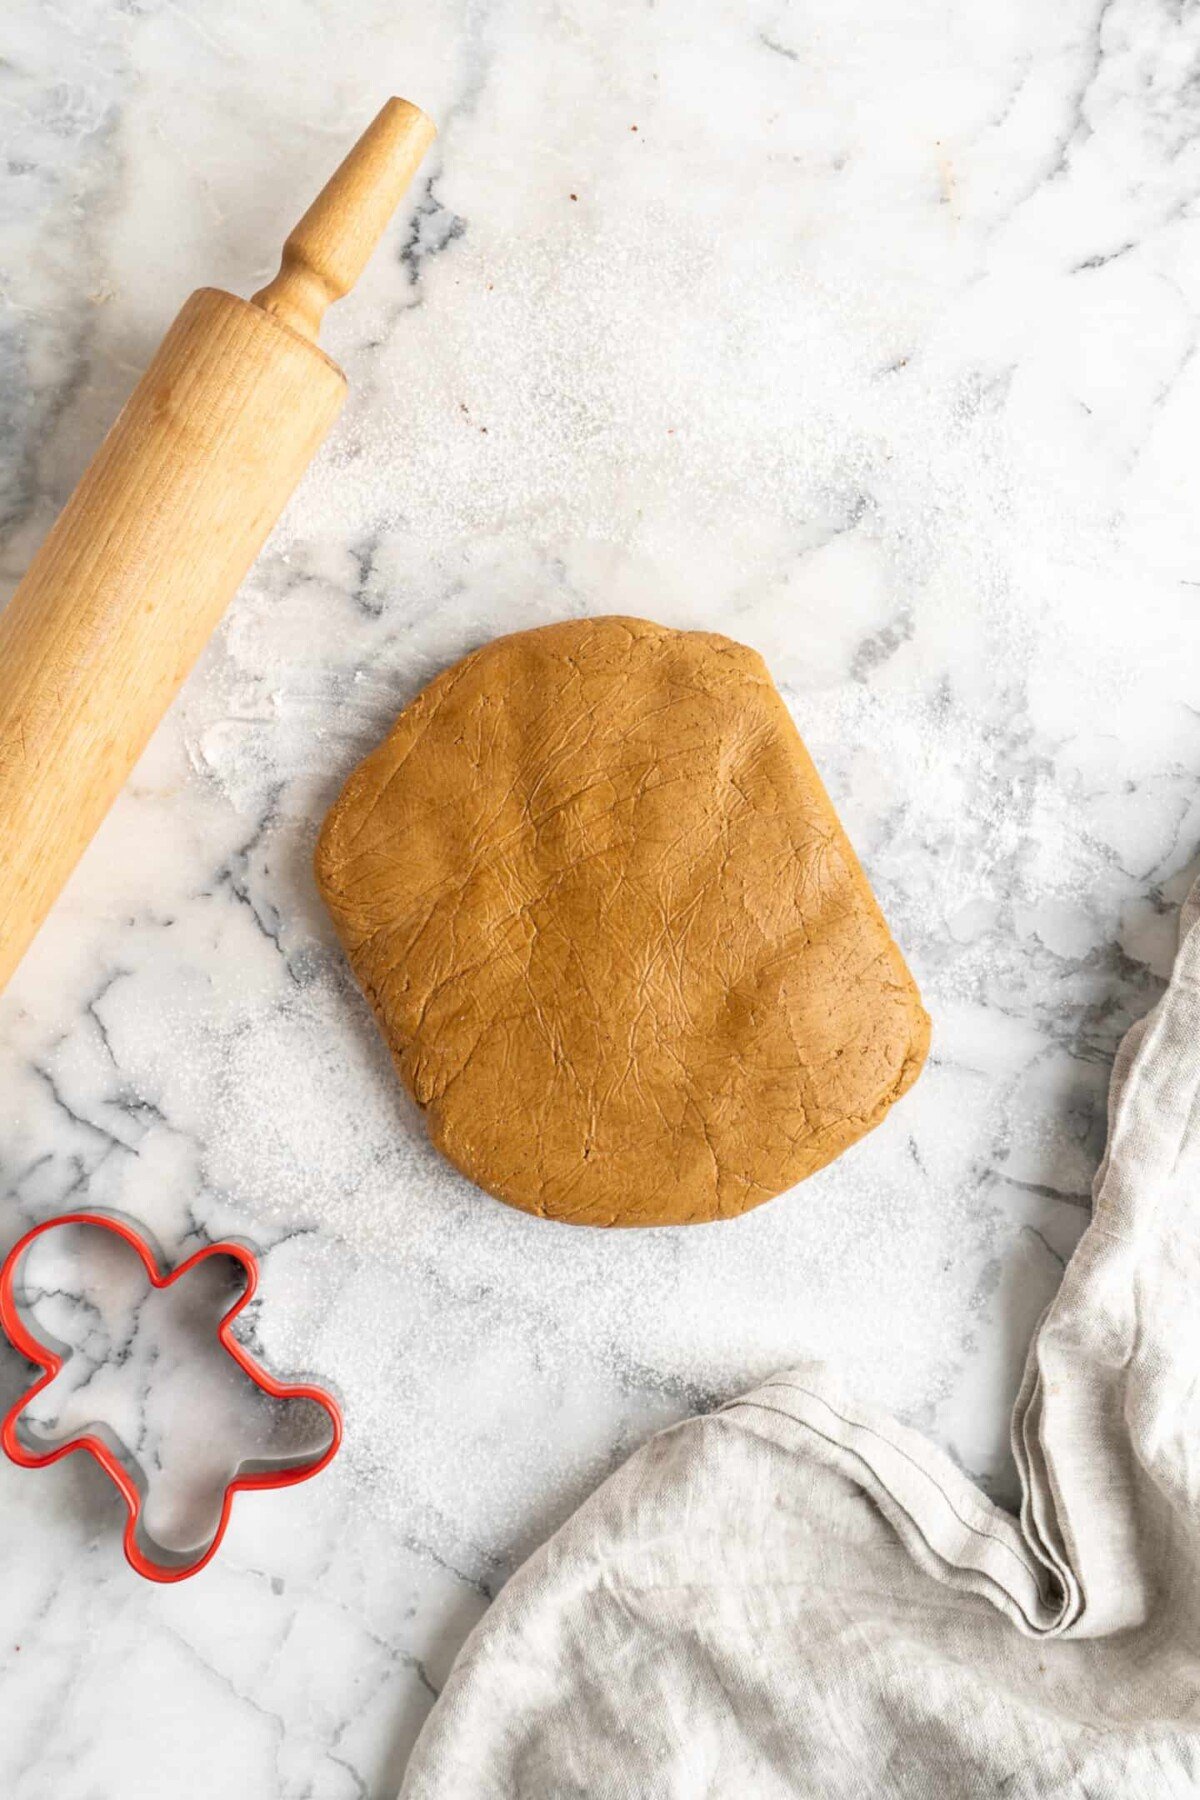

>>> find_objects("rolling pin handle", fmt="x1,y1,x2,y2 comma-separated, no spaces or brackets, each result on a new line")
252,95,437,343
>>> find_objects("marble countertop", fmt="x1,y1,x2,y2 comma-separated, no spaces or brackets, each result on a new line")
3,0,1199,1793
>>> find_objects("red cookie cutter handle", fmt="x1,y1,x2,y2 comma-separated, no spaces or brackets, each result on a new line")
0,1211,343,1582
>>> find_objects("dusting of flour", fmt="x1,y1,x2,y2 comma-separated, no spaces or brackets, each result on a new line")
173,196,1194,1568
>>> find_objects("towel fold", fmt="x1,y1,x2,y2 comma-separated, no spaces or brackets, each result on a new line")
402,884,1200,1797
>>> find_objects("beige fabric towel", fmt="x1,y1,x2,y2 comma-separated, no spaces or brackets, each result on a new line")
401,884,1200,1797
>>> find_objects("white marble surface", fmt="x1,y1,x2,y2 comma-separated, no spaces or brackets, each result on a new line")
2,0,1200,1792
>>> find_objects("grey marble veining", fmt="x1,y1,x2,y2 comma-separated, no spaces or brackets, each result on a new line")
3,0,1200,1793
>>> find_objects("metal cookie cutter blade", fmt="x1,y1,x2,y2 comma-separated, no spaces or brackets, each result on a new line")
0,1209,343,1582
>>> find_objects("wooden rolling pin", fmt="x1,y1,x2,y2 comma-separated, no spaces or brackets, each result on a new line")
0,96,436,997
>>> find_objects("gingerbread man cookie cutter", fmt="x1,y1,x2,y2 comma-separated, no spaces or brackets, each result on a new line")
0,1210,342,1582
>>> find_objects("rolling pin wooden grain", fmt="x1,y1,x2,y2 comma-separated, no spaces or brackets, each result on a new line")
0,96,435,997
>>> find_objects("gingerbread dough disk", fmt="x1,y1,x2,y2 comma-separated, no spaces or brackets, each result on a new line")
316,617,930,1227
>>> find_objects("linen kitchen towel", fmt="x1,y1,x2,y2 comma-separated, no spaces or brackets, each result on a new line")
401,881,1200,1798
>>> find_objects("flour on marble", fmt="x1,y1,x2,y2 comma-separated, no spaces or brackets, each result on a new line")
198,960,1030,1574
169,190,1194,1566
